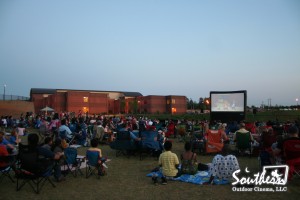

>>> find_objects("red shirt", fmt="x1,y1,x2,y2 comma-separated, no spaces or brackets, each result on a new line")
0,144,9,167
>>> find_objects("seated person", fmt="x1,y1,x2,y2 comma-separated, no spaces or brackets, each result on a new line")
76,118,88,146
218,123,229,144
204,144,240,185
17,123,26,136
180,141,198,175
42,137,53,151
8,130,19,145
233,122,254,142
95,121,105,142
272,125,300,163
52,138,65,170
87,138,107,175
0,131,14,152
58,119,73,140
119,123,141,141
153,141,179,185
0,133,10,168
25,133,65,182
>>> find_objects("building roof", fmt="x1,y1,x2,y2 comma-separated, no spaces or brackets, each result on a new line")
122,92,143,97
30,88,56,94
30,88,142,97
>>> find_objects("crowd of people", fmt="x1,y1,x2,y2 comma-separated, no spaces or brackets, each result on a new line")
1,112,300,186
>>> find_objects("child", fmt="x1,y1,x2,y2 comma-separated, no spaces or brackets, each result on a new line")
87,138,107,175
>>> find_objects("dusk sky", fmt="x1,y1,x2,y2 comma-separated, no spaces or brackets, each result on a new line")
1,0,299,107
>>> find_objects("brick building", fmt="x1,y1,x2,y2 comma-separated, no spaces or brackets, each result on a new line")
30,88,187,115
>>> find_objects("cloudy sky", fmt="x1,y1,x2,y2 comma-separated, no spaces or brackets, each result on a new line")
1,0,299,106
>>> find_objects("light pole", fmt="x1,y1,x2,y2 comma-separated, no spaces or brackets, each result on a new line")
296,98,299,107
3,84,6,100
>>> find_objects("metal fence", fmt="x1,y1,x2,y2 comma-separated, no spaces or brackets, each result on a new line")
1,94,30,101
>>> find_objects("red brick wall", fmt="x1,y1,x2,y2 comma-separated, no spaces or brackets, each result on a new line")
0,100,34,117
30,90,187,115
143,96,167,114
172,96,187,114
66,91,108,115
89,93,108,114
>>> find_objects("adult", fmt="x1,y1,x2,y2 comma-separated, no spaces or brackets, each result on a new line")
95,121,105,143
119,123,141,141
58,119,73,140
233,122,254,142
0,131,14,151
218,123,229,144
273,125,300,160
180,141,198,175
25,133,65,182
157,141,180,184
0,133,9,168
204,144,240,184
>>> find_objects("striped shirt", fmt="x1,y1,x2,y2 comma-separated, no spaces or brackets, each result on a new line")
159,151,179,177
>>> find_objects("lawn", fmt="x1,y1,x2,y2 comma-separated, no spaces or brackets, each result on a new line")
1,136,300,200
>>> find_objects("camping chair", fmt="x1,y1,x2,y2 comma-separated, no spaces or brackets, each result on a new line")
283,140,300,181
190,130,206,154
62,147,84,177
0,154,16,183
176,124,188,142
193,125,202,132
86,150,103,179
139,131,161,160
16,149,55,194
109,131,137,157
205,129,223,154
235,132,252,157
59,130,76,145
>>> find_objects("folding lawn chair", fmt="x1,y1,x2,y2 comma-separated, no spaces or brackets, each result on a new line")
62,147,84,177
235,131,252,157
206,129,223,154
283,140,300,181
59,130,76,145
86,150,104,179
0,154,16,183
16,149,55,194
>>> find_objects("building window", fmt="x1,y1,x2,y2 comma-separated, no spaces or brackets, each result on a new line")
172,107,177,114
167,99,175,104
83,107,89,113
83,97,88,103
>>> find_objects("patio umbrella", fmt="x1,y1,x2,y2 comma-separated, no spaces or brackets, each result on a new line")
40,106,54,114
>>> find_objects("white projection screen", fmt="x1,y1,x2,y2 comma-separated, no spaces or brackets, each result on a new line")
210,90,247,122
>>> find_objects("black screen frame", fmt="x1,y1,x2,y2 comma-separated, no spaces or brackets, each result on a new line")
210,90,247,122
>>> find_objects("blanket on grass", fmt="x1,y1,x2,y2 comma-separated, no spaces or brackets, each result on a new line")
146,171,230,185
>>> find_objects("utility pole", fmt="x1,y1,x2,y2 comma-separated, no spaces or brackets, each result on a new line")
3,84,6,100
267,98,272,110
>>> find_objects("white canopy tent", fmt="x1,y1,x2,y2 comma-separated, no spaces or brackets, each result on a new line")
40,106,54,114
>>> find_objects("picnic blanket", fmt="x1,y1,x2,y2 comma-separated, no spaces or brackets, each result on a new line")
146,170,230,185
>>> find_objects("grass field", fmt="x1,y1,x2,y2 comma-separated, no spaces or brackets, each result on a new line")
132,110,300,123
1,135,300,200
